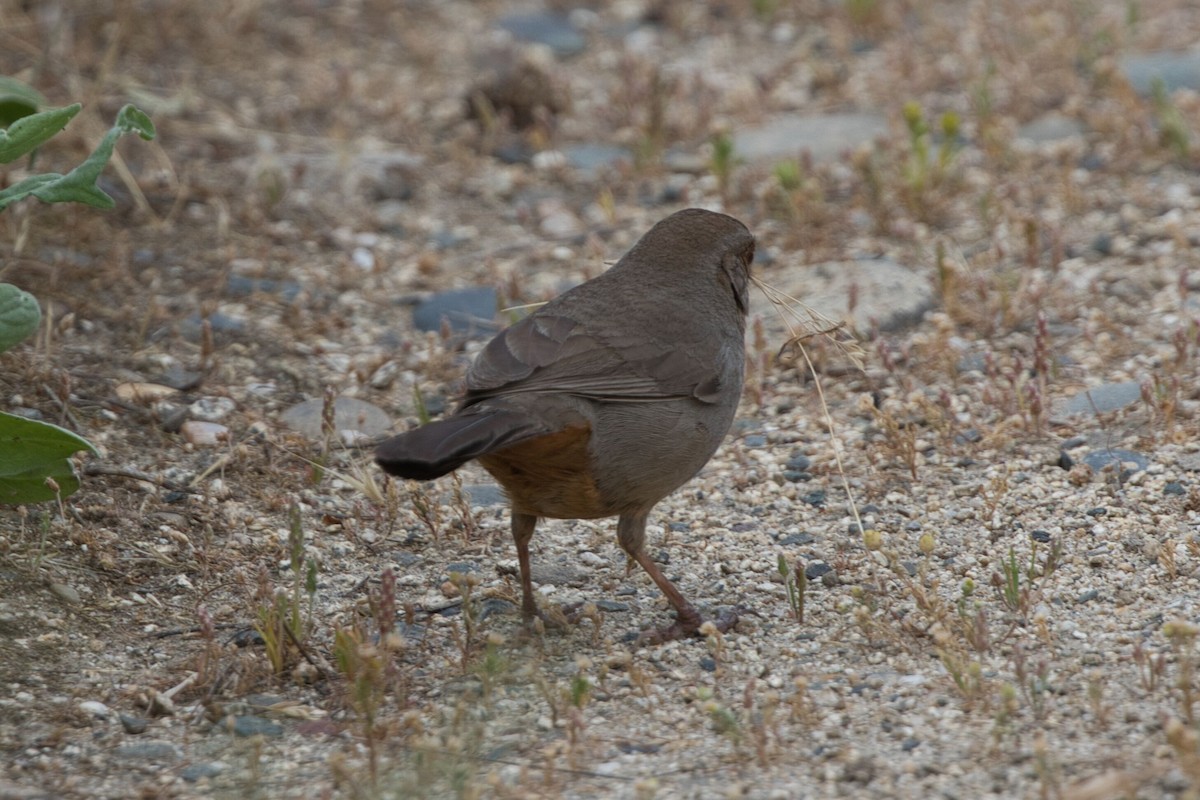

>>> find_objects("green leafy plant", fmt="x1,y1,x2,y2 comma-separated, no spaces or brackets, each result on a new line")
0,282,97,503
0,79,155,505
0,101,154,210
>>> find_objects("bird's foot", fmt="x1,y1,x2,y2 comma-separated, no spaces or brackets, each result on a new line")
522,601,597,632
633,607,739,646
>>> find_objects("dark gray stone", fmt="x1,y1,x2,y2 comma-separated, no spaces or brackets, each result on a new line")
119,713,148,734
1120,51,1200,95
462,483,506,507
804,562,832,580
116,741,182,761
498,12,586,57
1082,448,1150,475
230,715,284,738
594,600,629,612
1060,381,1143,416
412,286,498,336
225,274,302,302
786,453,812,471
181,762,227,782
563,143,631,177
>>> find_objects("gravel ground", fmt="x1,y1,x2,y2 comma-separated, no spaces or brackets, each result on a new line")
3,1,1200,798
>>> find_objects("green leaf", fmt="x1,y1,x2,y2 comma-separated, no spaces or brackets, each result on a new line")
0,283,41,353
0,103,80,164
0,411,96,504
0,76,45,127
115,104,156,140
0,103,155,211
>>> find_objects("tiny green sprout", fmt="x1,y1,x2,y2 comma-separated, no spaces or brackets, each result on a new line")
940,110,961,140
962,577,976,597
709,132,738,197
413,385,431,425
862,528,883,551
570,674,591,709
918,532,935,556
774,160,802,192
705,700,742,743
902,101,927,138
778,554,806,623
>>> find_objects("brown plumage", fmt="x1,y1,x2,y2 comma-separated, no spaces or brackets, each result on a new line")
376,208,755,642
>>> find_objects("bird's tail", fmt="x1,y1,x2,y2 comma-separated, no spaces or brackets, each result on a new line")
375,407,547,480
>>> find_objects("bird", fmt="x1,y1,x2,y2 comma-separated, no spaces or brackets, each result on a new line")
376,208,755,643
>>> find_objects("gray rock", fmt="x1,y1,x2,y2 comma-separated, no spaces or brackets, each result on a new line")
181,762,227,782
181,312,245,342
1059,381,1143,416
279,396,391,441
0,781,49,799
734,113,888,164
230,715,284,738
116,740,182,761
1082,448,1150,475
119,713,149,734
752,258,933,337
462,483,506,507
1016,113,1086,144
563,143,631,177
225,274,302,302
412,286,498,336
532,563,586,586
498,12,586,57
1120,51,1200,95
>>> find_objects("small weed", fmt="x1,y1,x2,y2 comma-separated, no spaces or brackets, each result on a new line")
1133,640,1167,692
408,482,444,541
1163,620,1198,723
777,553,806,623
447,570,484,673
254,503,319,676
709,131,738,201
900,101,962,221
1087,670,1110,729
992,682,1020,744
939,648,987,707
332,625,386,785
1012,644,1052,721
1151,78,1191,161
698,686,742,745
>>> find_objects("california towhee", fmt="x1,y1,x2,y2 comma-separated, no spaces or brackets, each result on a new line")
376,208,755,643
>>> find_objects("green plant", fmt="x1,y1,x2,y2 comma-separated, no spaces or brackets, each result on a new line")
777,553,806,623
1164,620,1198,723
0,100,154,210
254,503,319,675
900,100,961,220
1151,78,1191,161
708,131,737,200
0,80,155,505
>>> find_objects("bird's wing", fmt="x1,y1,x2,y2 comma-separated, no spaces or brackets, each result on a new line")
464,313,725,404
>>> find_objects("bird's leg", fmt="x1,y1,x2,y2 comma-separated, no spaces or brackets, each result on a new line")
617,513,736,644
512,512,539,621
